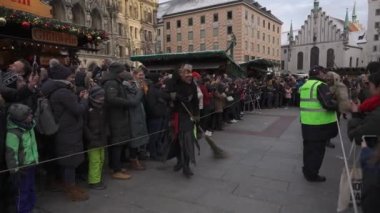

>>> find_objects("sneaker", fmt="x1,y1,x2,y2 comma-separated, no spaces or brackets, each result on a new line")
89,182,107,190
112,172,132,180
231,119,238,123
205,131,212,137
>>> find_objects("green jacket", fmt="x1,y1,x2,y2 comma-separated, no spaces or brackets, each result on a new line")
5,119,38,172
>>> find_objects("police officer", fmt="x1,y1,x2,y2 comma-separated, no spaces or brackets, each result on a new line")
300,66,338,182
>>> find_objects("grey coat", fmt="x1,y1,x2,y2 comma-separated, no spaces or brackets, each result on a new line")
124,83,149,148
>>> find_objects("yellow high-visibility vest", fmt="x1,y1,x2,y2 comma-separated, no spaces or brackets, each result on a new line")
299,79,337,125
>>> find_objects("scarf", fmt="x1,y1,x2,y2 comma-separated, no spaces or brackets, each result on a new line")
10,118,34,131
359,95,380,112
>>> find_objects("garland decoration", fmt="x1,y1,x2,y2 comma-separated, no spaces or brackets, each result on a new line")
0,6,108,46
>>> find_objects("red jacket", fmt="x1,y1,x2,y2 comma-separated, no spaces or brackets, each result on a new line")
199,84,212,107
359,95,380,113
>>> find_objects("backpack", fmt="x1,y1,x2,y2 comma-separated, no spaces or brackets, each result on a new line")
34,96,59,135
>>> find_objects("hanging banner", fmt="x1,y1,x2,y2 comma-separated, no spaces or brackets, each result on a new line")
0,0,52,18
32,28,78,47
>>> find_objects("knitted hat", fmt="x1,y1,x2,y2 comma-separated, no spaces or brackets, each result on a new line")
109,62,125,74
8,103,32,122
49,64,72,80
309,65,327,77
89,85,105,99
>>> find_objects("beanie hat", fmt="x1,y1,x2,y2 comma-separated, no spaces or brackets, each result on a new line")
49,64,72,80
109,62,125,74
8,103,32,122
89,85,105,99
309,65,327,77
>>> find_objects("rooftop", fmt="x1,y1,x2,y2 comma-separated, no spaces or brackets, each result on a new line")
158,0,282,24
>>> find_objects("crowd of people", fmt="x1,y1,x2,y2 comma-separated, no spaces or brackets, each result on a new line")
0,57,302,212
2,56,380,213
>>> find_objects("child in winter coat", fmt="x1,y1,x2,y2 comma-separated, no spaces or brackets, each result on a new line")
6,103,38,213
84,85,108,190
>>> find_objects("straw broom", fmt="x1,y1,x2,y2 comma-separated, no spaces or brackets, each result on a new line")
181,102,228,159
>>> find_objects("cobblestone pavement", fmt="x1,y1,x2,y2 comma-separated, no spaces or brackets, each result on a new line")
37,108,356,213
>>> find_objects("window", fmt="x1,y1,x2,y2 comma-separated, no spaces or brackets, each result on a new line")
200,29,205,38
273,24,275,32
310,46,320,68
257,31,260,39
177,33,182,41
244,55,250,62
376,9,380,16
200,43,206,51
268,22,270,30
188,31,193,40
213,42,219,50
263,20,265,28
326,49,335,68
213,13,219,22
166,22,170,30
188,18,193,26
245,41,248,50
118,23,123,36
272,36,275,44
257,44,260,53
267,47,270,55
251,15,254,24
375,22,380,28
349,57,353,67
227,26,233,35
284,49,287,54
375,34,379,41
297,52,304,70
157,29,161,36
227,11,233,20
374,46,378,52
200,16,205,24
251,42,254,51
257,16,260,25
166,47,171,53
213,28,218,37
356,58,359,67
263,33,265,41
177,46,182,53
177,20,181,28
245,10,248,20
277,27,280,34
263,45,265,54
166,34,171,42
188,45,194,52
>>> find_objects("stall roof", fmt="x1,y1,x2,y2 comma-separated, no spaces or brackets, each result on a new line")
131,51,245,77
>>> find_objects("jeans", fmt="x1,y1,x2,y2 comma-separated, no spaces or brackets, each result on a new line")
12,167,36,213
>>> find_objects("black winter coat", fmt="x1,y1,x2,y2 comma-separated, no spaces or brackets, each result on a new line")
40,79,87,167
103,77,131,144
145,84,170,119
84,105,108,149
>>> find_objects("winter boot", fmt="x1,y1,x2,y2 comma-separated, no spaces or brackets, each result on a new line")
130,159,146,171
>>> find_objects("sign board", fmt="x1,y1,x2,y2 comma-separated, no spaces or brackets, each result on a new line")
32,28,78,47
0,0,52,18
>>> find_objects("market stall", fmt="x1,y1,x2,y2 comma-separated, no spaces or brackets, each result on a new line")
239,59,279,79
130,50,245,78
0,1,108,69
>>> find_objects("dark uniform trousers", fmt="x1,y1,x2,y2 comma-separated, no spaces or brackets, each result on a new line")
302,139,328,178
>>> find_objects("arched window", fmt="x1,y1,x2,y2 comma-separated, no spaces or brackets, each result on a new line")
297,52,304,70
72,4,85,26
310,46,320,68
349,57,353,67
52,0,65,21
356,58,359,67
326,49,335,68
91,9,102,29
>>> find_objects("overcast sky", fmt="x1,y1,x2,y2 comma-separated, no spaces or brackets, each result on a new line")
158,0,368,32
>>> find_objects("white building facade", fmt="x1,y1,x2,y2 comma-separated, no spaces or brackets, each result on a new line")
282,0,367,74
367,0,380,62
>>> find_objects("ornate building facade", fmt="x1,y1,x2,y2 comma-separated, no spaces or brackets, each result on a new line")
50,0,158,66
282,0,367,74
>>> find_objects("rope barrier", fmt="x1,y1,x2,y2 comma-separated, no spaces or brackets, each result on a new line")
0,98,248,174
